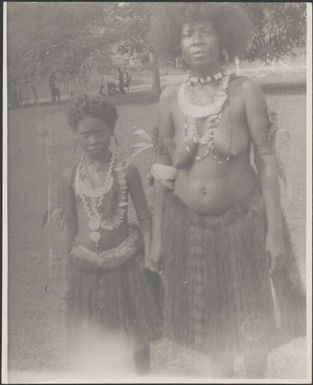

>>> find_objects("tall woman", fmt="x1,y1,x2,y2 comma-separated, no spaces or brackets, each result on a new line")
147,3,305,378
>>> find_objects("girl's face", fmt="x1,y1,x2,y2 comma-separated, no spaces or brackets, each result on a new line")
181,21,221,71
77,117,112,160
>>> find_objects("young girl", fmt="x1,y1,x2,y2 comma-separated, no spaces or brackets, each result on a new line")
63,95,161,374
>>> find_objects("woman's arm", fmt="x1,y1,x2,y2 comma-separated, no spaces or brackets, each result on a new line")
126,163,152,266
62,168,78,256
243,79,285,273
149,86,176,272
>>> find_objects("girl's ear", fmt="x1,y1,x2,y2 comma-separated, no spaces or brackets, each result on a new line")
74,136,82,161
113,133,119,147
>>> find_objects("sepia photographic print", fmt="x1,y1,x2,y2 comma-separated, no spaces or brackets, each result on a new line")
2,2,312,383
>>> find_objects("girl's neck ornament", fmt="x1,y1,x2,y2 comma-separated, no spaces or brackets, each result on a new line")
74,153,128,249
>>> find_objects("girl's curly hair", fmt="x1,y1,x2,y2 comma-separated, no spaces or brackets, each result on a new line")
149,3,254,62
67,95,118,132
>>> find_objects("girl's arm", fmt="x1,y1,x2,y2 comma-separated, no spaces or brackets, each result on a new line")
62,168,78,256
243,79,285,274
127,163,152,267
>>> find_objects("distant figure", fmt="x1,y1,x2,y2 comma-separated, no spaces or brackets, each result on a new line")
116,67,126,95
175,56,183,69
17,82,24,105
48,71,61,103
107,81,117,95
31,83,39,104
98,77,107,97
124,70,132,93
10,79,20,108
29,73,39,104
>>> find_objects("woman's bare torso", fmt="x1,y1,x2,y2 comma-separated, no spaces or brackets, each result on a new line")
168,78,258,215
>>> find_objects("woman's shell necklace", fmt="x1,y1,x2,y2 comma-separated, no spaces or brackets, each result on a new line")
178,70,231,162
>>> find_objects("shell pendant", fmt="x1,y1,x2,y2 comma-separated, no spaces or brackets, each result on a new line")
90,231,101,243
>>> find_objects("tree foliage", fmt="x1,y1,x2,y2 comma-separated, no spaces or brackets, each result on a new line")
245,3,306,63
7,2,117,85
7,2,307,93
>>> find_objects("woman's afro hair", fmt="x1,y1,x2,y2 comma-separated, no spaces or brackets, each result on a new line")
149,3,254,62
67,94,118,132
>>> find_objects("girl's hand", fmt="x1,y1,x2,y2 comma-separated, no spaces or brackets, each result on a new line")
147,170,154,186
265,231,287,274
145,241,163,274
145,259,160,274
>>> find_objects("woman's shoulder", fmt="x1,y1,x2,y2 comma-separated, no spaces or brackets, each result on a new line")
159,84,180,102
228,74,262,98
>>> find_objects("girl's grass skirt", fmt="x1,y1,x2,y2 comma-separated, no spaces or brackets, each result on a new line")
66,226,162,352
162,189,306,356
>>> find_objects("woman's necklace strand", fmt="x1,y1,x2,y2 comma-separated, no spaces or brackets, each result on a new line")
182,71,231,163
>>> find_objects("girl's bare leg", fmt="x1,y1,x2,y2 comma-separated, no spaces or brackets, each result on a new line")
133,345,150,374
211,352,235,378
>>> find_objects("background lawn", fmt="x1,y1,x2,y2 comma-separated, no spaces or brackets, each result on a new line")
7,82,307,380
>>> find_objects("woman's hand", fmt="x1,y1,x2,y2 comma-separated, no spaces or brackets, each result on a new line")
145,241,162,274
265,231,287,274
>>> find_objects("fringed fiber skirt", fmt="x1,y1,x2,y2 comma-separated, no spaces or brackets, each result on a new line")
66,225,162,349
162,189,306,356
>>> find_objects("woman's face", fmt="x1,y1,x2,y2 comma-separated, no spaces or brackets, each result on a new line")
77,117,112,160
181,21,221,71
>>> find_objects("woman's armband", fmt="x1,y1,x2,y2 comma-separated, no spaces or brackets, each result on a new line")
254,108,278,159
253,141,275,159
151,164,178,190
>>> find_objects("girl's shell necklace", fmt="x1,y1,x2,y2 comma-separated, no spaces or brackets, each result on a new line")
78,153,115,197
74,153,128,248
178,70,232,162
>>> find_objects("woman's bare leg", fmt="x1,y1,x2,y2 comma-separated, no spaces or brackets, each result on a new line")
211,352,235,378
244,344,268,378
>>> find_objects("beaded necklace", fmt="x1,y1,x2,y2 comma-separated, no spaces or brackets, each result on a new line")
74,153,128,249
78,153,115,197
178,70,233,163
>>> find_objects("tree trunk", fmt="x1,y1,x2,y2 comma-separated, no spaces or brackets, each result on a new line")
149,52,161,97
271,60,276,73
235,57,240,75
152,66,161,97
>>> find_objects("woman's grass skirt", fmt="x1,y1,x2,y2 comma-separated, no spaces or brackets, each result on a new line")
66,226,162,352
162,190,306,356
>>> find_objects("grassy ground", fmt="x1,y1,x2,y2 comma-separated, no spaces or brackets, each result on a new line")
14,59,306,108
6,84,308,381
